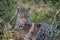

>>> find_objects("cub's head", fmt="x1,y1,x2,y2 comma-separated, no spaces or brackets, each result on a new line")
15,8,31,30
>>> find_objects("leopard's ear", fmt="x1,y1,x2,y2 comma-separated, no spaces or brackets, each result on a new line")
17,8,20,12
28,7,30,10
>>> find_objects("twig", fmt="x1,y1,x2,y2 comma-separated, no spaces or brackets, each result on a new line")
24,23,35,40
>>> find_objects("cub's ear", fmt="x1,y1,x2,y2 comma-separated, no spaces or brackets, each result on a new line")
28,7,30,10
17,8,20,12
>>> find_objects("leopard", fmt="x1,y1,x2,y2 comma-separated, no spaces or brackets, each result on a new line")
10,8,58,40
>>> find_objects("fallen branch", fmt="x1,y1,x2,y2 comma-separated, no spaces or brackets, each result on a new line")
24,23,35,40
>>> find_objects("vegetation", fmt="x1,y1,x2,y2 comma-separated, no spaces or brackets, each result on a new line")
0,0,60,40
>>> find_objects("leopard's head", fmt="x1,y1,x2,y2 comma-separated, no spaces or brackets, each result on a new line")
15,8,31,30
